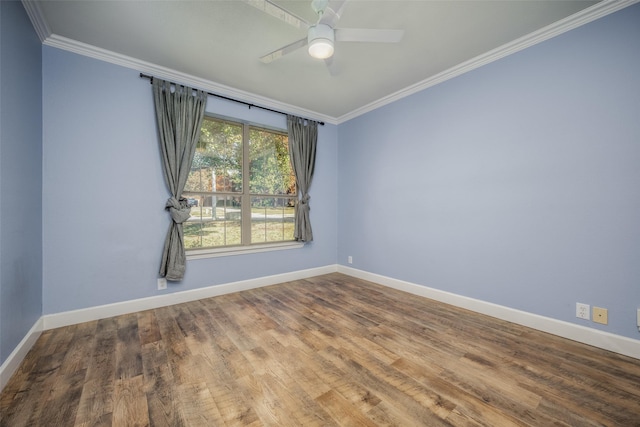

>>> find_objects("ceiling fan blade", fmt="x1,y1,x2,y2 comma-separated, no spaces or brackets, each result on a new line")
324,56,340,76
260,38,308,63
243,0,310,30
319,0,348,27
335,28,404,43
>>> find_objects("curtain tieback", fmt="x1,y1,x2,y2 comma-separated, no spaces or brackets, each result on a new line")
299,194,310,208
165,197,191,224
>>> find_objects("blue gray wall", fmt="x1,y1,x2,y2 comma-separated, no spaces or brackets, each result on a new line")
42,47,338,314
338,4,640,339
2,1,639,366
0,0,43,365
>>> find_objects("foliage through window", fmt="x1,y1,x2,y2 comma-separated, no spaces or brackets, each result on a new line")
183,116,296,250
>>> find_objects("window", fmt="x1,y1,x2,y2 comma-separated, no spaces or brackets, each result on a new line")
183,116,297,252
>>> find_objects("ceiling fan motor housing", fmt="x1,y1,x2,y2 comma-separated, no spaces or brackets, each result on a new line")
308,24,335,59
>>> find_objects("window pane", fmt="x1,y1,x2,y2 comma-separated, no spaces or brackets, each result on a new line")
249,128,295,196
186,194,205,220
184,221,204,249
251,197,295,243
185,117,298,252
184,195,242,248
186,167,217,192
187,118,243,193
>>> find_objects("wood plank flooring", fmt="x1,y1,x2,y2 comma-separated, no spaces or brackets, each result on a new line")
2,273,640,426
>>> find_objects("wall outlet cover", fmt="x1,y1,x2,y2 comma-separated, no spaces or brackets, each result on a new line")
593,306,608,325
576,302,590,320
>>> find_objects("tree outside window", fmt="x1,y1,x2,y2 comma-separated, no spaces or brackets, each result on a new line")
183,116,296,249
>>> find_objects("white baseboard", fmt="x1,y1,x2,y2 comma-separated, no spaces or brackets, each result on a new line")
43,265,338,330
2,265,336,393
4,263,636,395
338,265,640,360
0,317,44,392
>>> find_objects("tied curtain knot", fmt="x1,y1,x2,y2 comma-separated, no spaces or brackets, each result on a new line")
299,194,310,207
165,197,191,224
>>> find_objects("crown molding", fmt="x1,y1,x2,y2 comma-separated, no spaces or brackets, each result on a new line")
41,35,337,126
24,0,637,126
335,0,640,124
21,0,50,42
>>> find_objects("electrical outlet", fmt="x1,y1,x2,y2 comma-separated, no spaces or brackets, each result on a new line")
348,256,353,264
157,278,167,290
576,303,590,320
593,307,608,325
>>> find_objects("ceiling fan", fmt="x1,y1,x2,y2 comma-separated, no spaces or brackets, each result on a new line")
243,0,404,72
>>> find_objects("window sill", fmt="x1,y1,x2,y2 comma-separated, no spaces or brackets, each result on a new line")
186,241,305,260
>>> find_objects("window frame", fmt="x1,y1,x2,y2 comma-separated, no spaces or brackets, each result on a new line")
184,114,301,259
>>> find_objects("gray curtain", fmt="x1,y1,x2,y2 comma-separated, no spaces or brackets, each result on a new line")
287,115,318,242
153,79,207,281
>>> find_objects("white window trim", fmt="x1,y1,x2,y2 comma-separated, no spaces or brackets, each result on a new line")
186,241,305,260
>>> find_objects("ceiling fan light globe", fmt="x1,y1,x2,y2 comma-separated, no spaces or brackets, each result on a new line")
307,23,335,59
308,39,334,59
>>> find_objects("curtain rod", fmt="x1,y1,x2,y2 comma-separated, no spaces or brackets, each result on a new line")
139,73,324,126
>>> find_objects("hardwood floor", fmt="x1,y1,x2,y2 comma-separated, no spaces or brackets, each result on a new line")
2,273,640,426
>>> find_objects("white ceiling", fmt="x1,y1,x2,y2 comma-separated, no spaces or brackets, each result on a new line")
26,0,632,124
